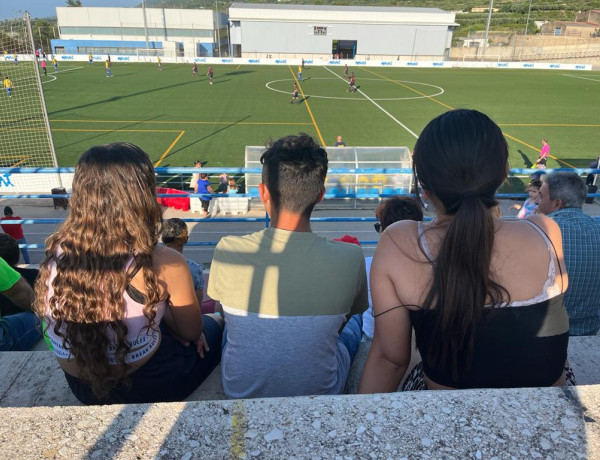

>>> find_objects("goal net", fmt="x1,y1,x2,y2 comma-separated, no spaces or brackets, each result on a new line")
0,14,61,193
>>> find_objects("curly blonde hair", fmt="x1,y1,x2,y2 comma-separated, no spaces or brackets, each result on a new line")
34,143,163,399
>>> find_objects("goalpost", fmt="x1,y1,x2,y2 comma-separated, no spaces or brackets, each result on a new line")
0,13,62,193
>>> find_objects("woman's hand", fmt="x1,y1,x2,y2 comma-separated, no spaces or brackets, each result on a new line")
195,333,210,358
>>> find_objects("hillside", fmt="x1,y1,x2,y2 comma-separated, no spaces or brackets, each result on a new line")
143,0,600,38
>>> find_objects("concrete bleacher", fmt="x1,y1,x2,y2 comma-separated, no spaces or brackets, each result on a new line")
1,337,599,457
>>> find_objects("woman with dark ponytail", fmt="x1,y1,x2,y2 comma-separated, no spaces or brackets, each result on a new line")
359,109,571,392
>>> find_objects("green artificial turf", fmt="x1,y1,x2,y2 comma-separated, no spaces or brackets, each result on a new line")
35,62,600,169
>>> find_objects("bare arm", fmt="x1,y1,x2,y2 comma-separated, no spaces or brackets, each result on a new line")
2,276,34,312
156,247,203,341
359,230,413,393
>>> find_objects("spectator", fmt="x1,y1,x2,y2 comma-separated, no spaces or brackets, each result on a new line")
0,257,41,351
515,179,542,219
161,218,204,307
227,178,239,195
217,172,229,193
196,173,213,218
35,143,223,405
189,160,202,193
208,133,368,398
0,234,39,316
1,206,30,264
360,109,570,394
364,198,423,339
537,171,600,336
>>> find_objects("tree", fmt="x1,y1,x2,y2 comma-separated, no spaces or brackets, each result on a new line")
65,0,83,6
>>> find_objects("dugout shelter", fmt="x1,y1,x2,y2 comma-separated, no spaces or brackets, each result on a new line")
229,3,457,60
244,145,413,202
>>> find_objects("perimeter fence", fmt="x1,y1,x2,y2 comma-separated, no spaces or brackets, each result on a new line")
1,167,599,251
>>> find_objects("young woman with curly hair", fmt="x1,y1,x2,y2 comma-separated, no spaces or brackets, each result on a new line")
35,143,223,404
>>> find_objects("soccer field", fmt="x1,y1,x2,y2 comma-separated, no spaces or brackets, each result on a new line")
38,62,600,169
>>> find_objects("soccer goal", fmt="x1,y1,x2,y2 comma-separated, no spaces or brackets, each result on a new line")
0,13,62,193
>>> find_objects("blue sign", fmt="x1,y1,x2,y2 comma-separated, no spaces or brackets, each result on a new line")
329,60,341,65
275,59,288,64
0,174,14,188
194,58,207,63
575,65,585,70
221,58,233,63
432,62,444,67
355,61,366,65
60,55,74,60
549,64,560,69
406,62,418,66
523,63,534,68
381,61,393,66
305,60,314,64
248,59,260,63
117,56,130,61
497,62,508,67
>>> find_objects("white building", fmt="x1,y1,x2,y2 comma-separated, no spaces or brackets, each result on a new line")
229,3,457,60
51,7,229,58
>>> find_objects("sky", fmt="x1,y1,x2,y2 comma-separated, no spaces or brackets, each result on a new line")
1,1,141,21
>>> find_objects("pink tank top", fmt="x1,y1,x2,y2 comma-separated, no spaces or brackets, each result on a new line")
45,256,167,364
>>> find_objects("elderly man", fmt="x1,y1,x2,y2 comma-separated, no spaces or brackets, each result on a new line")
537,171,600,335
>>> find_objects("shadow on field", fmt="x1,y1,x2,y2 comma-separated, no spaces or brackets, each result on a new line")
54,115,165,151
160,115,252,161
212,79,231,85
222,70,254,76
518,150,534,168
556,158,596,168
48,79,201,116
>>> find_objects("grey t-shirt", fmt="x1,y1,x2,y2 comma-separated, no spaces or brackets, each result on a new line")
208,228,368,398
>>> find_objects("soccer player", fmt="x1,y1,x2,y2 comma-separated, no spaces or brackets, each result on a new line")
4,76,13,97
207,66,213,84
157,57,162,70
105,59,113,77
13,54,18,65
192,62,198,77
344,64,349,79
348,72,357,92
297,65,303,81
53,57,58,72
88,53,93,65
290,83,299,104
41,60,47,76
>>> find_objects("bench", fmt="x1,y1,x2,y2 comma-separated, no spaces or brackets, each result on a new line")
1,336,600,408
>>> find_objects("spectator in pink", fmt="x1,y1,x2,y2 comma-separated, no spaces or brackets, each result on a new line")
1,207,30,264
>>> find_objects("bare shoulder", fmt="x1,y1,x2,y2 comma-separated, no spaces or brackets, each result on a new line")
525,214,562,241
152,245,187,271
377,220,420,258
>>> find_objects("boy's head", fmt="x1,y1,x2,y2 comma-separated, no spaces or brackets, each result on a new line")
260,133,328,217
527,179,542,200
3,206,13,216
161,218,189,252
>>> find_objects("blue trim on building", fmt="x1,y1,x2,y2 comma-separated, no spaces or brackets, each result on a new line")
51,39,163,54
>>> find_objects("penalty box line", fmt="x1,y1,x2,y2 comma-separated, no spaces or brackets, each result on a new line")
322,66,418,139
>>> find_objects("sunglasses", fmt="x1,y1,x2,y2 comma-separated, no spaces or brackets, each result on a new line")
374,222,381,233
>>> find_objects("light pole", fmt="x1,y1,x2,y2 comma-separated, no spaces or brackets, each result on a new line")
520,0,534,60
215,0,221,57
142,0,149,51
481,0,494,61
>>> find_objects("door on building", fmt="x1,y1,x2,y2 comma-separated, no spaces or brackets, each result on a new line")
332,40,357,59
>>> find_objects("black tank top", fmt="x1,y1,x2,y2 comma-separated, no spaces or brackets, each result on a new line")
410,220,569,388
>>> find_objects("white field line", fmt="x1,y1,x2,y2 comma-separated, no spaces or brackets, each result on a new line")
323,66,419,139
561,73,600,83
